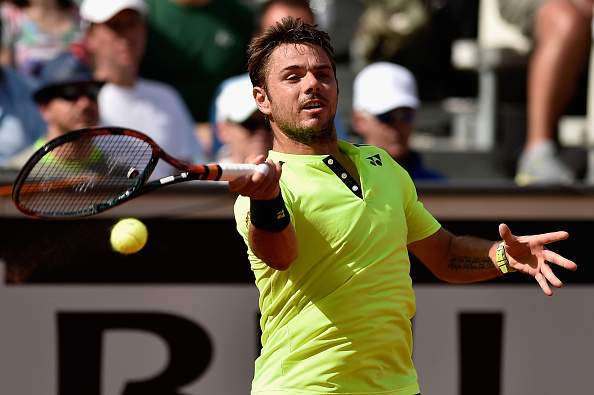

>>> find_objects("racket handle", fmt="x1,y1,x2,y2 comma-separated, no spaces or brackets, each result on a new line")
218,163,259,181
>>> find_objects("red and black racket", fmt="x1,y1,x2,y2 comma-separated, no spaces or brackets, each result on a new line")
12,127,257,218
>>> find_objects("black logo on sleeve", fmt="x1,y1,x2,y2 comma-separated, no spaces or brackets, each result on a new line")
366,154,382,166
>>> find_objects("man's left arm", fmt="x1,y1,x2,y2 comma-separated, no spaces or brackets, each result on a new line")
407,223,577,296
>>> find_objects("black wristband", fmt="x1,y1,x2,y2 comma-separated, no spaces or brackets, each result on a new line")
250,192,291,232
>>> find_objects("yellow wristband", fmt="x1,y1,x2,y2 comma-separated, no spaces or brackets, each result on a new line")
496,242,517,273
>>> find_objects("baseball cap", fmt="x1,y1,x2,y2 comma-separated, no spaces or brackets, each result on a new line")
33,52,104,103
80,0,149,24
216,74,259,124
352,62,420,115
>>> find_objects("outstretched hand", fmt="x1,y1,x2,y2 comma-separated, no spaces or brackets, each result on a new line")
499,223,577,296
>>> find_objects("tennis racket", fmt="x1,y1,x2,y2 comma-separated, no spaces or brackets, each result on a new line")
12,126,258,218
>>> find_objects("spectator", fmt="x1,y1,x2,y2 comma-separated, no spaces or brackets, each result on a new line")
352,61,444,180
0,0,83,87
214,73,272,164
501,0,594,185
80,0,205,179
3,51,102,169
0,66,46,165
255,0,315,36
138,0,255,155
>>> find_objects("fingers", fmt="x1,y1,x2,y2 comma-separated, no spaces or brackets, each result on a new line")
245,154,267,165
228,159,281,200
541,263,563,288
543,249,578,271
498,223,515,245
255,163,270,177
500,223,575,297
500,224,569,247
533,231,569,245
535,271,554,296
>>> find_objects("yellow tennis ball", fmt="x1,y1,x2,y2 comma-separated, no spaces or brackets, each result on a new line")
110,218,148,254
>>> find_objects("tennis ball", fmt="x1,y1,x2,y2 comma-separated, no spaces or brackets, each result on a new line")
110,218,148,254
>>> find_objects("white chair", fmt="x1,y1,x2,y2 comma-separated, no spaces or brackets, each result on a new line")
450,0,532,151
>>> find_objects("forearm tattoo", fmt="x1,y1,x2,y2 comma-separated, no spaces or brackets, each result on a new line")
448,255,494,271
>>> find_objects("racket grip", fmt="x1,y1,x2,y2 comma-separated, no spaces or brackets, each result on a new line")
218,163,259,181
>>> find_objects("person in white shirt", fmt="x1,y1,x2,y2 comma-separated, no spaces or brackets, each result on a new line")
214,74,272,164
79,0,204,179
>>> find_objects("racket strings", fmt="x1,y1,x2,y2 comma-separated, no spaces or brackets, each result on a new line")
16,134,154,217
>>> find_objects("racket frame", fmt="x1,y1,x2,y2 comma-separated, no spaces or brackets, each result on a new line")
12,126,255,218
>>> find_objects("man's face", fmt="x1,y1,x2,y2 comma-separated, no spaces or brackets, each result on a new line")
256,43,338,146
352,107,416,162
86,9,146,69
218,111,272,163
40,83,100,134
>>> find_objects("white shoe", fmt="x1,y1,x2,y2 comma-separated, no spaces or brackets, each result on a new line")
515,141,575,186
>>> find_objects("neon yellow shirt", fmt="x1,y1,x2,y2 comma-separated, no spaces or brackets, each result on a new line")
234,141,441,395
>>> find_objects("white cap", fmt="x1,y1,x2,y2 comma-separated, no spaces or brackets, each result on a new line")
352,62,420,115
216,74,259,124
80,0,149,24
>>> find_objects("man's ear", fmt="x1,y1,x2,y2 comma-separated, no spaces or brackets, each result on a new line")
254,86,271,116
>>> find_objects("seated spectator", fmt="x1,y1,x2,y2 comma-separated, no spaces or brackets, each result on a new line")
139,0,255,156
0,66,46,166
80,0,205,179
500,0,594,185
214,73,272,164
3,50,102,169
351,61,444,180
255,0,315,36
0,0,83,87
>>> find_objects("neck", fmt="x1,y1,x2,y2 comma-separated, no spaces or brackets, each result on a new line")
45,125,67,141
271,125,339,156
93,64,137,87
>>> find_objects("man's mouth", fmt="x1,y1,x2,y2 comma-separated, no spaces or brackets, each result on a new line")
303,100,325,110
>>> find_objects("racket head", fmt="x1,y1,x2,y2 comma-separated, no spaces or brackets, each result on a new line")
12,127,158,218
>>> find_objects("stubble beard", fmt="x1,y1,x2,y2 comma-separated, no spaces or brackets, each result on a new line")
272,98,338,146
277,118,337,146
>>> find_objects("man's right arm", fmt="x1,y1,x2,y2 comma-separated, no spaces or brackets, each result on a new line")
249,222,298,271
229,156,299,270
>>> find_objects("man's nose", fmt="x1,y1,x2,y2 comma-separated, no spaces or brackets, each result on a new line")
304,73,321,93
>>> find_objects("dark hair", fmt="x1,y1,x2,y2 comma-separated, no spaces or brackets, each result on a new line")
247,16,336,90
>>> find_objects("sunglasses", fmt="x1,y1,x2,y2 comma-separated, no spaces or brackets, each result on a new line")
54,84,102,102
375,108,415,125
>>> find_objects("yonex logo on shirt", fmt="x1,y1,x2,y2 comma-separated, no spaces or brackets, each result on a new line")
366,154,382,166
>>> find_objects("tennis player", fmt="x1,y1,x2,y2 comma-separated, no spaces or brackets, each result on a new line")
229,17,577,395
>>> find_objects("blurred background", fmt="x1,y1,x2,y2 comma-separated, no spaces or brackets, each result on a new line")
1,0,593,394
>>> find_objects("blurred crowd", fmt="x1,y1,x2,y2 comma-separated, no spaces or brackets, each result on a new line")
0,0,591,185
